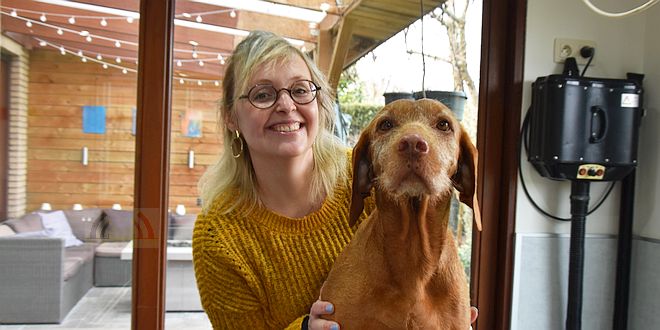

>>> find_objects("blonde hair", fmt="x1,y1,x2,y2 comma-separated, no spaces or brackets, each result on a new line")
199,30,347,214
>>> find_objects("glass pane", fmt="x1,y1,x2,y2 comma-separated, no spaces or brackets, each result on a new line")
168,0,482,329
0,0,140,327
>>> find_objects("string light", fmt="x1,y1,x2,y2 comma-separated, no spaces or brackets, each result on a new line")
79,30,89,36
68,16,76,24
115,57,122,63
40,13,47,22
214,81,219,86
180,78,185,84
126,17,134,23
26,20,32,27
122,68,128,74
177,60,182,67
10,9,17,17
96,54,103,60
198,60,204,67
197,80,202,86
86,35,92,42
230,10,236,18
82,57,87,63
57,28,63,35
102,63,108,69
100,18,108,26
196,15,203,23
39,40,47,46
115,40,121,48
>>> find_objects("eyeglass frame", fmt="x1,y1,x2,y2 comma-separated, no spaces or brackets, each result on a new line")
238,79,321,109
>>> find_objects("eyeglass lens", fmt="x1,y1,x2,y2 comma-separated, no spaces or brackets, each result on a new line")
247,80,318,109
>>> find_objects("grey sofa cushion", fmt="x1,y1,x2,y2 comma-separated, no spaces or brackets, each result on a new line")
64,209,105,241
169,214,196,240
95,242,130,258
63,258,83,281
4,213,44,233
102,209,133,241
65,243,97,264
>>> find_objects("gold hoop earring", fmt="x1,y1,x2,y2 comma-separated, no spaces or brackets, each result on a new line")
231,130,244,158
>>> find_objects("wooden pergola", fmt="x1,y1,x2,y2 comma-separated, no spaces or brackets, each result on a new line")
1,0,443,89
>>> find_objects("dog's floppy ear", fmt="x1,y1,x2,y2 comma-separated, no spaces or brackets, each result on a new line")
451,129,482,231
349,129,373,227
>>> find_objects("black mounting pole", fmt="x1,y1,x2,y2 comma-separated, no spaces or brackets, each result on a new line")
613,170,635,329
566,180,591,330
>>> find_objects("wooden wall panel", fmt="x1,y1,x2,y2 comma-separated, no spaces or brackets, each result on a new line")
27,49,222,215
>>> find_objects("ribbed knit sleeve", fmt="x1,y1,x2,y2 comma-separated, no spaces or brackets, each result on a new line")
192,179,364,330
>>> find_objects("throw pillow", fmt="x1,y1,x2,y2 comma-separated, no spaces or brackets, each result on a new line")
4,213,44,233
39,211,83,247
64,209,105,241
0,224,16,237
103,209,134,241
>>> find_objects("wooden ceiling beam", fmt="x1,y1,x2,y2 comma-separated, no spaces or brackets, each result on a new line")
327,17,356,90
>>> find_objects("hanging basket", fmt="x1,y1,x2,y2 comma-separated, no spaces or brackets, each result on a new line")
413,90,467,121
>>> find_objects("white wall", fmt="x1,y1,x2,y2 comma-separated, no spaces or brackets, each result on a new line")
512,0,660,328
636,3,660,239
517,0,647,235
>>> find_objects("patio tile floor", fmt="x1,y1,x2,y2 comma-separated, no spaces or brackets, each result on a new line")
0,287,212,329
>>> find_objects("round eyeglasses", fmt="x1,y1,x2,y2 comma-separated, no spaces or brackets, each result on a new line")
239,79,321,109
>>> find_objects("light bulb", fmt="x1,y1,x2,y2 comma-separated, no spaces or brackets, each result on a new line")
10,10,17,17
126,17,134,23
197,80,202,86
220,58,225,65
40,13,47,22
60,47,66,55
100,18,108,26
122,69,128,74
198,60,204,66
82,57,87,63
96,54,103,60
86,36,92,42
214,81,219,86
68,16,76,24
177,60,182,67
79,30,89,36
230,10,236,18
196,15,203,23
26,21,33,28
115,57,122,63
114,40,121,48
57,28,64,35
192,51,198,59
182,13,192,18
39,40,47,47
320,3,331,12
77,50,83,56
103,63,108,69
179,78,184,84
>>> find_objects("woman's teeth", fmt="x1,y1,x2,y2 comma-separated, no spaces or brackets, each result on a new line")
271,122,301,132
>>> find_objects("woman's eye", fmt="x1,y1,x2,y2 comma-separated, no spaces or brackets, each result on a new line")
292,87,309,96
436,120,450,131
378,120,393,131
252,89,274,101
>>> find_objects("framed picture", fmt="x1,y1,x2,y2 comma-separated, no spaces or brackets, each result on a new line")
82,106,106,134
182,110,202,138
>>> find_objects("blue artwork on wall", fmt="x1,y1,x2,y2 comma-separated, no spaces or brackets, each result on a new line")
82,106,106,134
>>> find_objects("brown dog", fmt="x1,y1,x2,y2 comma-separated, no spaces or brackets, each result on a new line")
320,98,482,329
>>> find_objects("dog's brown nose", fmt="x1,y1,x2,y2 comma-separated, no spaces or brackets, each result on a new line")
398,134,429,154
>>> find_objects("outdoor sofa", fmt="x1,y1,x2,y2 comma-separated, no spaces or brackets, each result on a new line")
0,208,195,324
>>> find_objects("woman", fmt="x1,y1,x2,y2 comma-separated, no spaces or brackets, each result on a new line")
193,30,477,330
193,30,354,329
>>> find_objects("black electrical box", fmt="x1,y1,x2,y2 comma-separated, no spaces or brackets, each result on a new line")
528,74,644,182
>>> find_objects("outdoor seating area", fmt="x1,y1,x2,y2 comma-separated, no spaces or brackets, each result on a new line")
0,209,197,324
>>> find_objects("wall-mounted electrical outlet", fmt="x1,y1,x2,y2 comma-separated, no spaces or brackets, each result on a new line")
554,38,597,65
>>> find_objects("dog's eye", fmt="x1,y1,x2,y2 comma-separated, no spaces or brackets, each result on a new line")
378,120,394,131
436,120,451,131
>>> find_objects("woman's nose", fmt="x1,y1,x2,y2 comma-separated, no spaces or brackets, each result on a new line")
274,90,296,112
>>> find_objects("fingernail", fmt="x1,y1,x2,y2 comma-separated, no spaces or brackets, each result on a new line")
325,303,334,313
330,324,339,330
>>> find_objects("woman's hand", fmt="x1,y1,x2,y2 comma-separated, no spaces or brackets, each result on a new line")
307,299,339,330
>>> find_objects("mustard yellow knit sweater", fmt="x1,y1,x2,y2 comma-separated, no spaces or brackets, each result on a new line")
192,175,366,329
